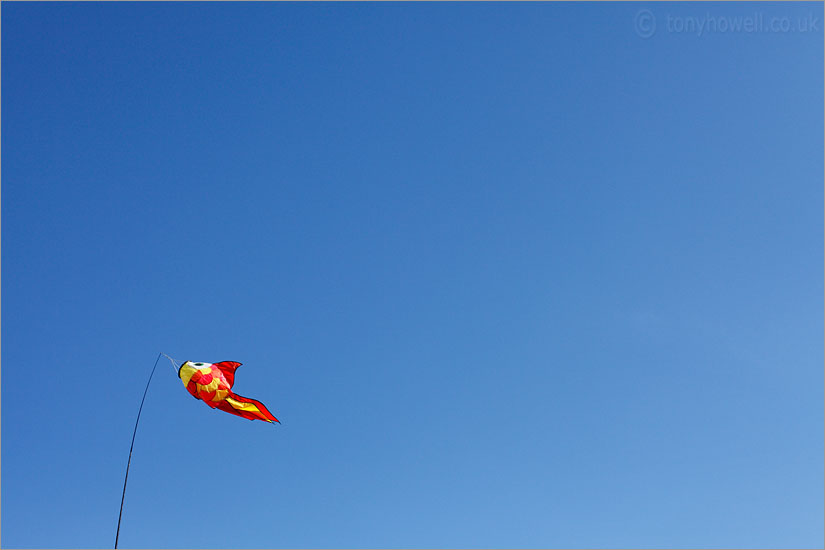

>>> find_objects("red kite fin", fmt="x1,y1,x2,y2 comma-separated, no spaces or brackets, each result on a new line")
212,361,242,388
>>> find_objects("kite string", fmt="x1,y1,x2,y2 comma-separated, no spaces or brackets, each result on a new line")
115,352,163,549
161,352,181,373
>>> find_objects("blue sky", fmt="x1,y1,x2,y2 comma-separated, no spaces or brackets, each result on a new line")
2,2,822,548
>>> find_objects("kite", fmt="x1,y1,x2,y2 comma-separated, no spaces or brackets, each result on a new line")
115,355,279,550
178,360,279,423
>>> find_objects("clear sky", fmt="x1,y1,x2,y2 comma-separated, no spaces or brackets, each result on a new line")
2,2,822,549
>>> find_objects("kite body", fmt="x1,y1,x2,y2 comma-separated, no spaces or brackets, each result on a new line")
178,361,279,423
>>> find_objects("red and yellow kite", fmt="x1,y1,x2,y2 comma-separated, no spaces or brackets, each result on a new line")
178,360,279,423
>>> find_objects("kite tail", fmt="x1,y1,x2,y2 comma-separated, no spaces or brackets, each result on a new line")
216,391,280,423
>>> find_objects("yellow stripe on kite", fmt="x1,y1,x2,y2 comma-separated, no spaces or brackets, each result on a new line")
179,364,197,387
225,397,261,413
